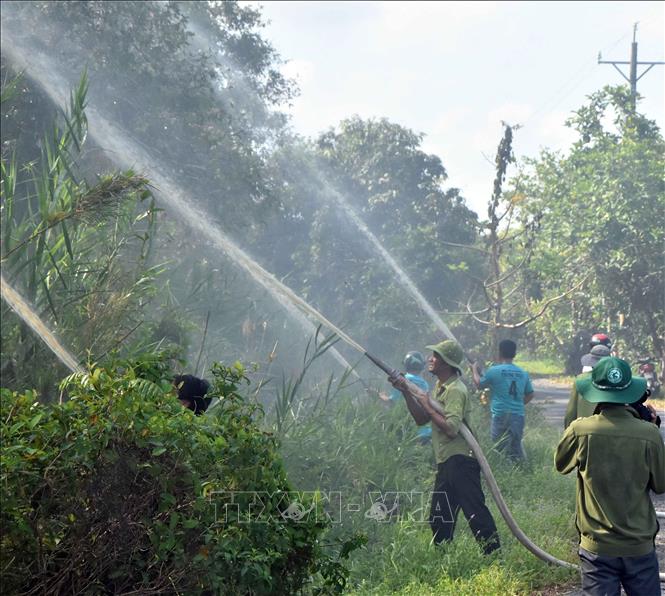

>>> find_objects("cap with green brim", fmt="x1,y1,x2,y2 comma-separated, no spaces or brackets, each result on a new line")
426,340,464,371
576,356,647,404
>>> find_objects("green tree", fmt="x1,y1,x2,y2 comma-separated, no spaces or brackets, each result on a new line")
256,118,482,357
2,0,295,227
1,1,311,372
455,124,585,354
519,86,665,363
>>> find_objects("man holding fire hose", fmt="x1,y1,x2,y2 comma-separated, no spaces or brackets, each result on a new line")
389,340,501,554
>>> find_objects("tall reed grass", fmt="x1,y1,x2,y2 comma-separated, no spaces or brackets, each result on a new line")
1,73,163,396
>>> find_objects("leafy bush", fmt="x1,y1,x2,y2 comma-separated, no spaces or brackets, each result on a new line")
0,361,341,594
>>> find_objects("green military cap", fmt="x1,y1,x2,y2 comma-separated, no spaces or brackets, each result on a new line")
426,340,465,370
576,356,646,404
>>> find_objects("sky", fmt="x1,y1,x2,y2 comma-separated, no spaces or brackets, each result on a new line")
244,1,664,215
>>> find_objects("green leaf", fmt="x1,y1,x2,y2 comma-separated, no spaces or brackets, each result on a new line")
28,413,43,429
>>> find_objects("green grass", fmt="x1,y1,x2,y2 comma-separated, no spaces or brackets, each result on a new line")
513,358,563,377
514,358,573,385
275,387,580,595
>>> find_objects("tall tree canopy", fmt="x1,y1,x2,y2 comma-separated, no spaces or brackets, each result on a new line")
518,86,664,361
2,0,295,226
256,118,481,356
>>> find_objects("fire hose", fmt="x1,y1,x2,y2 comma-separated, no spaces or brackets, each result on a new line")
364,351,665,581
6,266,660,579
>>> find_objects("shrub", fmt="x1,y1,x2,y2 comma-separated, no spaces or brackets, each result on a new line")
0,361,336,594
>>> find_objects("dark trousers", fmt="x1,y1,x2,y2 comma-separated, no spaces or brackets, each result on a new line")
429,455,500,554
578,547,661,596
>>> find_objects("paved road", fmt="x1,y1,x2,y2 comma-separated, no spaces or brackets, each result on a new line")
530,382,570,429
531,380,665,443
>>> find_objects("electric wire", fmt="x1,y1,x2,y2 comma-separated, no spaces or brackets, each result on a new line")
521,32,629,130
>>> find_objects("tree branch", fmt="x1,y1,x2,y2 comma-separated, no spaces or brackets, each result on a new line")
439,240,490,254
494,276,590,330
485,246,534,289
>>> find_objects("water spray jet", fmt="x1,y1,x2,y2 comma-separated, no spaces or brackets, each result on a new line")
0,274,83,376
1,23,360,381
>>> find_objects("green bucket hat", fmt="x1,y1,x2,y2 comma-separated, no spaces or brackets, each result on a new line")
426,340,465,371
575,356,646,404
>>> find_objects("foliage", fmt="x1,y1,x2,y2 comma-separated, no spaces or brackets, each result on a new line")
518,86,665,362
1,73,163,397
3,0,294,225
452,123,585,356
0,361,351,595
256,119,483,362
317,117,480,307
270,327,355,436
2,0,323,374
3,2,488,373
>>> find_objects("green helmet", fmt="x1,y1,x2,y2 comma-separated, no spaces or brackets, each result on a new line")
403,351,426,373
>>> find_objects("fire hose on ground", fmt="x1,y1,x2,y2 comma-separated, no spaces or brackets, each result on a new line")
364,350,665,582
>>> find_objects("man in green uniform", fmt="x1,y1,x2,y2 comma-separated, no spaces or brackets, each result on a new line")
555,356,665,595
390,340,500,554
563,379,596,429
564,336,611,428
565,369,659,430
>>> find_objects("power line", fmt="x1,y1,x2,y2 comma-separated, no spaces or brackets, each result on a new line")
521,32,629,129
598,23,664,111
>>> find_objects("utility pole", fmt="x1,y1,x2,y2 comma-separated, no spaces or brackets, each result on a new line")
598,23,664,111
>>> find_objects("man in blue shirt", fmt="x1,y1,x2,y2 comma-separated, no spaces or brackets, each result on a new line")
471,340,534,462
380,351,432,443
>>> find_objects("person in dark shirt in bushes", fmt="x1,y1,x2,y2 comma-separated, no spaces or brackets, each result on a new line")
555,356,665,596
173,374,211,415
